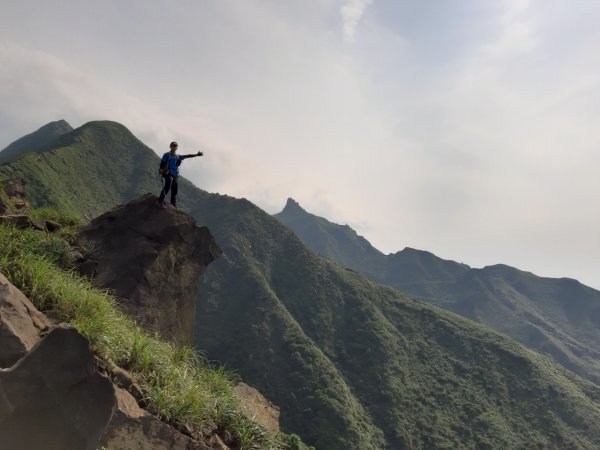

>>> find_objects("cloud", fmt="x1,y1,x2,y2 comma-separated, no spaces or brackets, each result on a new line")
1,1,599,289
340,0,373,41
0,41,247,193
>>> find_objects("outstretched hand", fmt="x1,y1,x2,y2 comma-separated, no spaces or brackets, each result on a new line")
197,151,203,156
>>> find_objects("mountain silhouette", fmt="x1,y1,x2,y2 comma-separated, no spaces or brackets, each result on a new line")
275,197,600,385
3,121,600,449
0,120,73,164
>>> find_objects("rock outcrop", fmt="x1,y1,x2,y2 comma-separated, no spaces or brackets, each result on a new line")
0,324,115,450
0,274,50,368
234,382,280,435
77,194,221,345
0,323,218,450
0,273,229,450
1,178,29,212
100,385,211,450
0,214,62,232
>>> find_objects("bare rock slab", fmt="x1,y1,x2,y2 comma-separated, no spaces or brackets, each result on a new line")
0,273,50,368
77,194,221,346
0,324,115,450
100,386,212,450
235,382,280,435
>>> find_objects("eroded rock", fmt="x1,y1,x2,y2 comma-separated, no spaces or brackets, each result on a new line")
0,273,50,368
2,178,28,212
76,194,221,345
0,324,115,450
234,382,280,436
100,386,212,450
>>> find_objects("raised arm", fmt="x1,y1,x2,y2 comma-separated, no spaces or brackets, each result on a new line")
180,151,204,159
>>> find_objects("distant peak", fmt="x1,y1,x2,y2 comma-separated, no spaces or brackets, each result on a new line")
43,119,73,132
0,119,75,163
282,198,306,214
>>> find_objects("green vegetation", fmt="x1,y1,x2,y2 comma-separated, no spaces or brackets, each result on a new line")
191,197,600,449
0,218,299,450
3,120,600,448
28,207,83,227
0,121,161,219
0,119,73,164
275,198,600,386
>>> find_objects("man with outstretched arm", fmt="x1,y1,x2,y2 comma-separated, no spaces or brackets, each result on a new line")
158,141,203,207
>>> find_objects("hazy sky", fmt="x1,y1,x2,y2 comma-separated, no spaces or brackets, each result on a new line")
1,0,599,289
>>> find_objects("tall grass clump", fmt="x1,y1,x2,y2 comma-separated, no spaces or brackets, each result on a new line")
29,207,83,227
0,221,291,449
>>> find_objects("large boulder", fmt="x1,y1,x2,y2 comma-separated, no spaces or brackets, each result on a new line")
0,323,228,450
76,194,221,346
2,178,29,212
234,382,280,436
0,325,115,450
0,273,50,368
100,386,213,450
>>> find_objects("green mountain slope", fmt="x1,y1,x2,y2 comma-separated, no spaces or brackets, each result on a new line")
0,119,73,164
0,121,162,218
3,121,600,449
275,198,600,385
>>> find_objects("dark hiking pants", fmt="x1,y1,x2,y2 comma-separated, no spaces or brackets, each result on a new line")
159,175,178,206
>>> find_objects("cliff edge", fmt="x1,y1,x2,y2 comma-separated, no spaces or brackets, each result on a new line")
77,193,222,345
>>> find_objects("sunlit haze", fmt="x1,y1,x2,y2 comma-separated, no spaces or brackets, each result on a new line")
1,0,599,288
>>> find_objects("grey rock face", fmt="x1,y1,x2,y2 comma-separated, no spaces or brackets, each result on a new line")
77,194,221,345
0,273,50,368
0,325,115,450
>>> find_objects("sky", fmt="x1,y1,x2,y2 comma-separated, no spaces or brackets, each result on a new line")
1,0,599,289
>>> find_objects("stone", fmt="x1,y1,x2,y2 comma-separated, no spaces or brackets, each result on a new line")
0,273,50,368
61,248,85,268
76,194,221,346
0,214,44,230
0,322,228,450
44,219,62,232
234,382,280,435
207,434,231,450
100,386,213,450
0,324,115,450
2,178,28,212
111,365,144,404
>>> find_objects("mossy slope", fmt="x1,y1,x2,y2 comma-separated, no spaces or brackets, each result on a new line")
275,198,600,386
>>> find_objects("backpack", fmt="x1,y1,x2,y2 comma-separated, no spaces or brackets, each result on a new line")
158,153,180,176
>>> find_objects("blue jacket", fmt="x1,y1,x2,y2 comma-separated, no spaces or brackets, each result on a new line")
161,152,191,177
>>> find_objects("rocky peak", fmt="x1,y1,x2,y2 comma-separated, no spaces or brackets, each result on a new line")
280,197,307,216
76,193,222,345
0,273,50,368
48,119,73,133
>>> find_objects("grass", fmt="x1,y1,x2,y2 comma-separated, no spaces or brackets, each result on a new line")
4,120,600,449
0,219,307,450
29,207,83,227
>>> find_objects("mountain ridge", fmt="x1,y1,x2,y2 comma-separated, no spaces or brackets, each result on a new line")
275,198,600,385
3,121,600,448
0,119,73,163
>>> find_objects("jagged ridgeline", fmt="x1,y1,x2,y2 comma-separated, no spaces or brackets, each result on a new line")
2,121,600,449
274,199,600,386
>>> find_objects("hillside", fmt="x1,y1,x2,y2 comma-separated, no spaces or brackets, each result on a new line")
0,119,73,164
0,205,297,450
275,198,600,385
3,121,600,449
0,121,166,218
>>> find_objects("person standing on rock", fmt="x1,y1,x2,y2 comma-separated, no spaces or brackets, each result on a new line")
158,141,202,208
